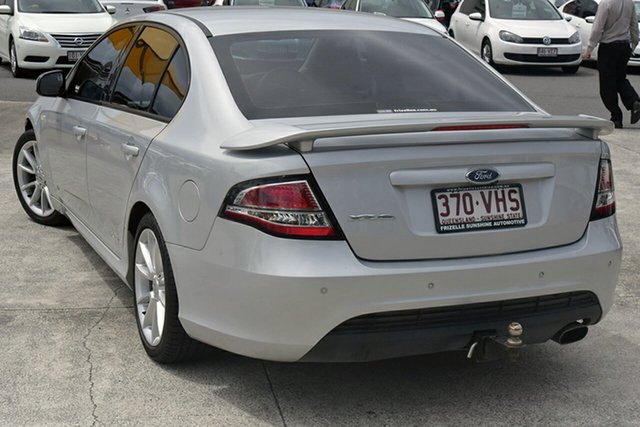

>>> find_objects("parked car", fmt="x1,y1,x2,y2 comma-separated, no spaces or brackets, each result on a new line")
165,0,212,7
425,0,459,27
99,0,167,21
0,0,115,77
342,0,447,33
449,0,582,73
14,7,620,363
558,0,640,65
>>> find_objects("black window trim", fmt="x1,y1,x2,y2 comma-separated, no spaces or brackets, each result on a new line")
65,21,192,123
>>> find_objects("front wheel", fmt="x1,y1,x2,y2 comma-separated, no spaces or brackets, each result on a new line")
481,40,495,66
562,65,580,74
10,40,25,78
12,130,67,226
133,213,202,363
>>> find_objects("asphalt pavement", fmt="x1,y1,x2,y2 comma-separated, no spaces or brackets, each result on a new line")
1,64,640,426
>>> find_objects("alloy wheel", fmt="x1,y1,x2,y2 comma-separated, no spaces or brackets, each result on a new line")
10,42,17,75
482,42,492,65
15,140,55,218
134,228,166,347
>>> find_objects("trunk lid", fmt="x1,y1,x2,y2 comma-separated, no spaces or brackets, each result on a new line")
300,129,601,260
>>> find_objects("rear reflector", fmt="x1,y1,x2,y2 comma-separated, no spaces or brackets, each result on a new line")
590,159,615,220
433,124,529,132
222,178,340,239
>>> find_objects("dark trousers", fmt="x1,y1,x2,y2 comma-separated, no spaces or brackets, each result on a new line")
597,41,639,122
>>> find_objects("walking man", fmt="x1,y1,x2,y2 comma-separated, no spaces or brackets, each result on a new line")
583,0,640,128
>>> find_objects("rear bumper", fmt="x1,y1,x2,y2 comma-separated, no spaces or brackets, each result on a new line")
169,215,621,362
301,291,601,362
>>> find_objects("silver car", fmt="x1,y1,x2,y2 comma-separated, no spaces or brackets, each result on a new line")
12,7,621,363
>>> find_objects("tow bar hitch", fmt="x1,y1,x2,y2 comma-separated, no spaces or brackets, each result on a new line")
467,322,525,362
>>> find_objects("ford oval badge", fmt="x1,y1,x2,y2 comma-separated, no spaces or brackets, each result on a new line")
466,168,500,185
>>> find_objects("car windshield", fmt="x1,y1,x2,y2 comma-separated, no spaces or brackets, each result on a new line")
233,0,305,5
635,1,640,21
18,0,104,13
360,0,434,17
211,30,533,119
489,0,562,20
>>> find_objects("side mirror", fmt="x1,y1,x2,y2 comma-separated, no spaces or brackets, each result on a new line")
0,4,14,15
435,10,446,20
585,15,595,23
469,11,484,21
563,13,572,21
36,70,65,97
105,5,116,14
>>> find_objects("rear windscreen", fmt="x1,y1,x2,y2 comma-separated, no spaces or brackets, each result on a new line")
211,30,534,119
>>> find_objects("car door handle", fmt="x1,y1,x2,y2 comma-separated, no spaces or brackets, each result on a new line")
72,126,86,140
120,143,139,157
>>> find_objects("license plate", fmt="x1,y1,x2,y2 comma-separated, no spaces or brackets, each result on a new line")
431,184,527,234
537,47,557,57
67,51,83,62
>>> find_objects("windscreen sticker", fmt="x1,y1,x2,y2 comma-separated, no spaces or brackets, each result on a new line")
378,108,438,113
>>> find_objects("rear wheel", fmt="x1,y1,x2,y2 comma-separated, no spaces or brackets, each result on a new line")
12,130,67,226
133,213,202,363
562,65,580,74
10,40,25,78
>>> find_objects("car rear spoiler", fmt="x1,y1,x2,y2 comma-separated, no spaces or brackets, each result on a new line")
220,114,613,152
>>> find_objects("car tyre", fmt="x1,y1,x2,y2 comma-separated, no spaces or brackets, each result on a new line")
481,39,495,66
133,213,203,363
10,40,25,78
12,130,67,226
562,65,579,74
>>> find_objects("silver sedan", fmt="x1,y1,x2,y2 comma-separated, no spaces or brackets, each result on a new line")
12,7,621,363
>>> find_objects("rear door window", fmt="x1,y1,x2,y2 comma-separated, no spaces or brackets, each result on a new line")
111,26,179,111
150,46,189,118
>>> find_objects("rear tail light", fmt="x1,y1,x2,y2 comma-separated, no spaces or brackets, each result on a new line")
221,177,341,239
435,9,446,21
143,5,166,12
590,158,615,220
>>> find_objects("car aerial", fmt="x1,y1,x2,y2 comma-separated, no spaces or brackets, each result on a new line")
0,0,115,78
558,0,640,66
341,0,447,33
99,0,167,21
13,7,621,364
449,0,583,73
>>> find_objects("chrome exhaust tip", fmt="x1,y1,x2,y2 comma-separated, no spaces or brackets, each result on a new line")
552,322,589,345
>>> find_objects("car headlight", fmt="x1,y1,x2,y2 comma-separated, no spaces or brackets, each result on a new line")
499,30,524,43
568,31,581,44
19,26,48,42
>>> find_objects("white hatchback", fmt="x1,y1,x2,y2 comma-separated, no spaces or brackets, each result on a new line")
0,0,115,77
450,0,582,72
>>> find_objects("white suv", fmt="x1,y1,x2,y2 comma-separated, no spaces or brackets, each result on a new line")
0,0,115,77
